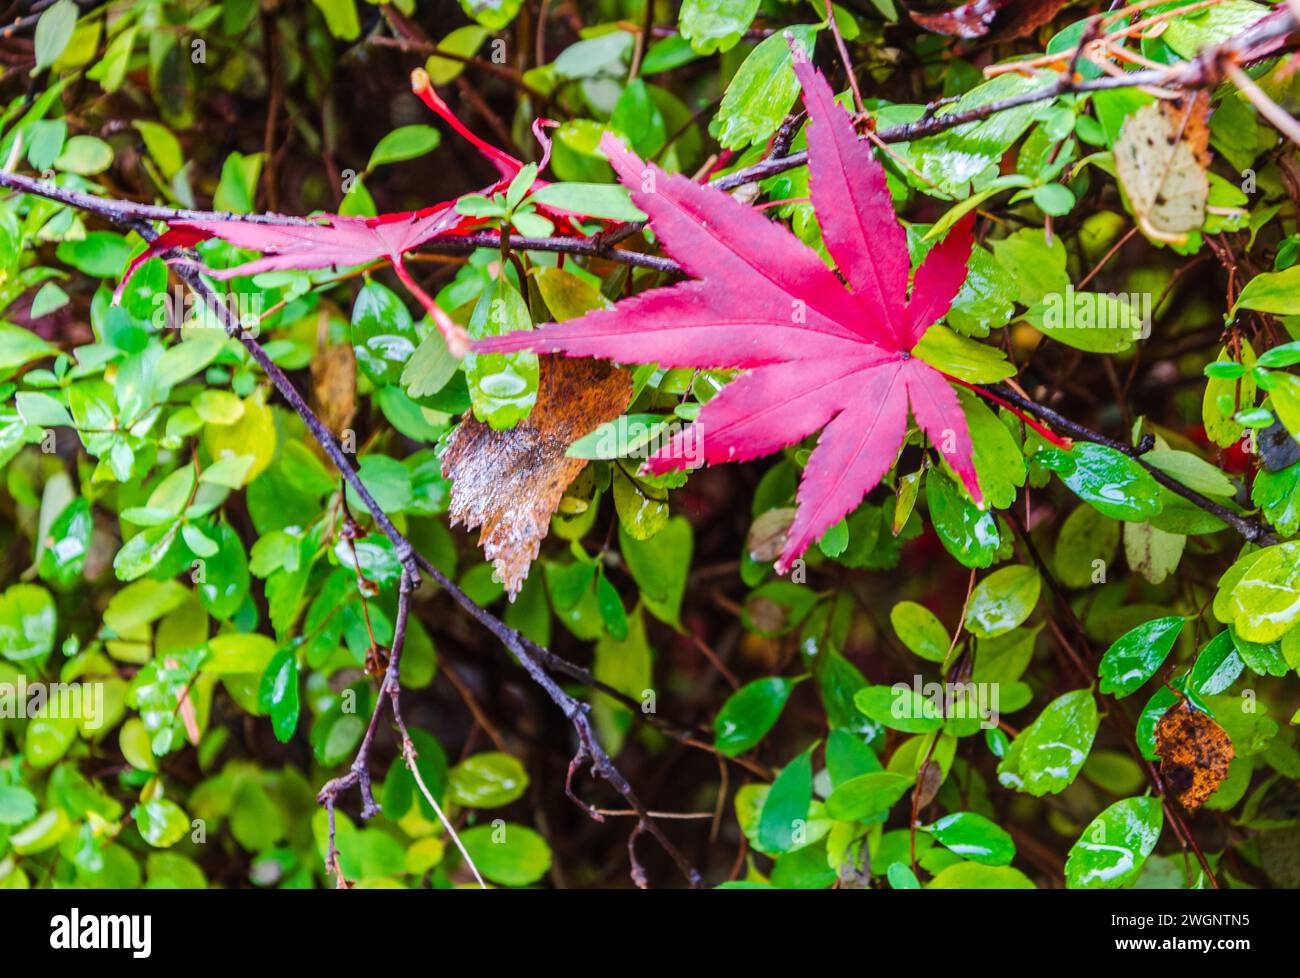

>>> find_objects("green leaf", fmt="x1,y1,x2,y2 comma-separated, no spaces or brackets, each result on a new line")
592,605,652,753
458,0,522,32
9,808,71,854
194,523,250,621
205,632,276,675
401,328,459,399
54,134,113,175
37,497,91,589
1223,542,1300,643
714,676,800,756
464,274,537,430
679,0,760,54
925,469,1000,568
528,182,646,222
56,231,133,278
368,125,440,170
913,326,1016,383
1099,616,1185,698
887,862,921,889
0,785,38,826
347,454,414,516
1065,796,1163,889
923,811,1016,866
1053,505,1118,588
0,584,57,663
352,281,418,387
16,390,72,427
424,26,489,84
712,25,819,150
757,748,813,853
133,120,184,180
449,752,530,808
1203,343,1257,448
999,689,1098,796
965,565,1040,638
928,862,1035,889
156,337,224,389
212,151,264,214
1143,450,1235,497
257,647,300,743
34,0,78,71
0,322,57,373
1232,264,1300,315
311,0,361,40
1030,288,1144,353
825,770,913,822
133,798,189,848
854,684,944,734
619,516,691,628
957,389,1026,508
459,822,551,886
1253,462,1300,537
1035,443,1163,521
890,600,950,662
382,729,448,821
1270,373,1300,441
903,73,1049,198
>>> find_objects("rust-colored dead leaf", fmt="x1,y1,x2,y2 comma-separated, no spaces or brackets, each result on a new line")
1160,90,1213,168
1155,697,1235,813
310,314,357,465
910,0,1068,41
442,355,631,598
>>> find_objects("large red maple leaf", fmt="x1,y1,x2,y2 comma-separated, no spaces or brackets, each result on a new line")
477,58,986,571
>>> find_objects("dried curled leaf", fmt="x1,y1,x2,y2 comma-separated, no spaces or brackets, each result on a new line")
310,324,357,464
1155,697,1235,813
442,356,631,597
1115,101,1210,245
910,0,1068,40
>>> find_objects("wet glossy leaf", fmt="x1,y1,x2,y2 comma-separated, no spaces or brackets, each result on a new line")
0,584,58,663
926,469,1000,568
714,676,801,757
923,811,1015,866
1035,443,1163,522
257,647,299,743
713,26,819,150
1099,616,1185,698
1065,796,1162,889
999,689,1097,796
965,565,1040,638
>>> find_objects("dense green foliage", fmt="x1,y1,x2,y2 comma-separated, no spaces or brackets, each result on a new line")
0,0,1298,891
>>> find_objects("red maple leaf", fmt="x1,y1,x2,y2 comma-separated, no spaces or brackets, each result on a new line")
476,57,990,571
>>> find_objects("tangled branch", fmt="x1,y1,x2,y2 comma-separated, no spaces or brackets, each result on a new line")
0,180,703,889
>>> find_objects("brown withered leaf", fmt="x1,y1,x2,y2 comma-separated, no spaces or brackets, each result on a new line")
310,315,357,464
910,0,1069,41
1160,90,1213,167
1155,698,1236,813
442,355,631,598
